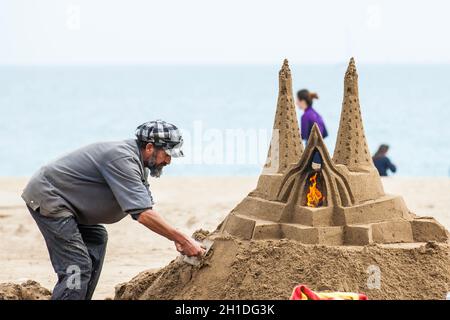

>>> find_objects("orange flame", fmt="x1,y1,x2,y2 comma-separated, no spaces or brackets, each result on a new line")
306,173,324,208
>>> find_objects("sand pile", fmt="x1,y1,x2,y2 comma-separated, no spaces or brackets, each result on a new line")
0,280,51,300
115,234,450,300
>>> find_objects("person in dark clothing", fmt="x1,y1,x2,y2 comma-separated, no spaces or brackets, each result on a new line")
372,144,397,176
296,89,328,165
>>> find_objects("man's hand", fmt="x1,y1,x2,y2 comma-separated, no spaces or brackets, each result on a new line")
137,209,205,257
175,237,206,257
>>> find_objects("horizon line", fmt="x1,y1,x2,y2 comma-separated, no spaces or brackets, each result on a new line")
1,61,450,67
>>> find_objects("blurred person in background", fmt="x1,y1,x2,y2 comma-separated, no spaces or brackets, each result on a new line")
373,144,397,176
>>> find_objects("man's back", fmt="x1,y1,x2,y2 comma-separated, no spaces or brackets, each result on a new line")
22,139,153,225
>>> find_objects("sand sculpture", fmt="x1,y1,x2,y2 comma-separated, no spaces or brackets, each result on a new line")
221,58,448,245
114,58,449,300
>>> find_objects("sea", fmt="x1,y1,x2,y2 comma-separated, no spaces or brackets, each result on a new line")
1,64,449,177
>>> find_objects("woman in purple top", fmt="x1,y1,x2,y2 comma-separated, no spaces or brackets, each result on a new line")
296,89,328,141
296,89,328,164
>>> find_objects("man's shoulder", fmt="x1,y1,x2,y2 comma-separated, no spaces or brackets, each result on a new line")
95,139,140,161
44,139,142,173
98,140,145,175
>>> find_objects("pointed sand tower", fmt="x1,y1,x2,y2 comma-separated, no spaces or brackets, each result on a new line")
264,58,303,173
333,57,373,171
250,59,303,200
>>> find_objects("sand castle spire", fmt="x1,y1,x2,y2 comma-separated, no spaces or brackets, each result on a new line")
263,59,303,174
332,58,373,171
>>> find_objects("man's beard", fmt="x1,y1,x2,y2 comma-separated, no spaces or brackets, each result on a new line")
146,152,165,178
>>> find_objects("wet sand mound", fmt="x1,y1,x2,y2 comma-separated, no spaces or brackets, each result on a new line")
115,235,449,300
0,280,51,300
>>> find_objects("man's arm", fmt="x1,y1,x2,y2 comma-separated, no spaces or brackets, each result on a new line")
137,208,205,257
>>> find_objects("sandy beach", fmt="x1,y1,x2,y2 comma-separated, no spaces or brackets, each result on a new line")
0,176,449,299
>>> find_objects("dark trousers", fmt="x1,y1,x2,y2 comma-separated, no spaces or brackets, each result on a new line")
27,206,108,300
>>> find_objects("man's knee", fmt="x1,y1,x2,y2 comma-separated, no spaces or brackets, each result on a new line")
64,247,93,275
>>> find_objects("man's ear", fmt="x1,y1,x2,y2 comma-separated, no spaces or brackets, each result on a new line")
145,143,154,155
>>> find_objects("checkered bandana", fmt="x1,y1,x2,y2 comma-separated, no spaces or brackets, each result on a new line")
135,120,184,157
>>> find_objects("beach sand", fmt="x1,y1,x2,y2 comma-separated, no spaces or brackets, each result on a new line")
0,176,449,299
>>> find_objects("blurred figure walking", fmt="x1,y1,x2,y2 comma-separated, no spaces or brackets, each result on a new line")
373,144,397,176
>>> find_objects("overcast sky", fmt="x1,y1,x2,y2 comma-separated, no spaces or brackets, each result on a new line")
1,0,449,65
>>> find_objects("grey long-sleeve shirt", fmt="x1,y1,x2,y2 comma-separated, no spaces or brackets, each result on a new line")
22,139,154,225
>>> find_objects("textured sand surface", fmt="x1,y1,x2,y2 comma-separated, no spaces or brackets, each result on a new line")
116,236,449,300
0,280,51,300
